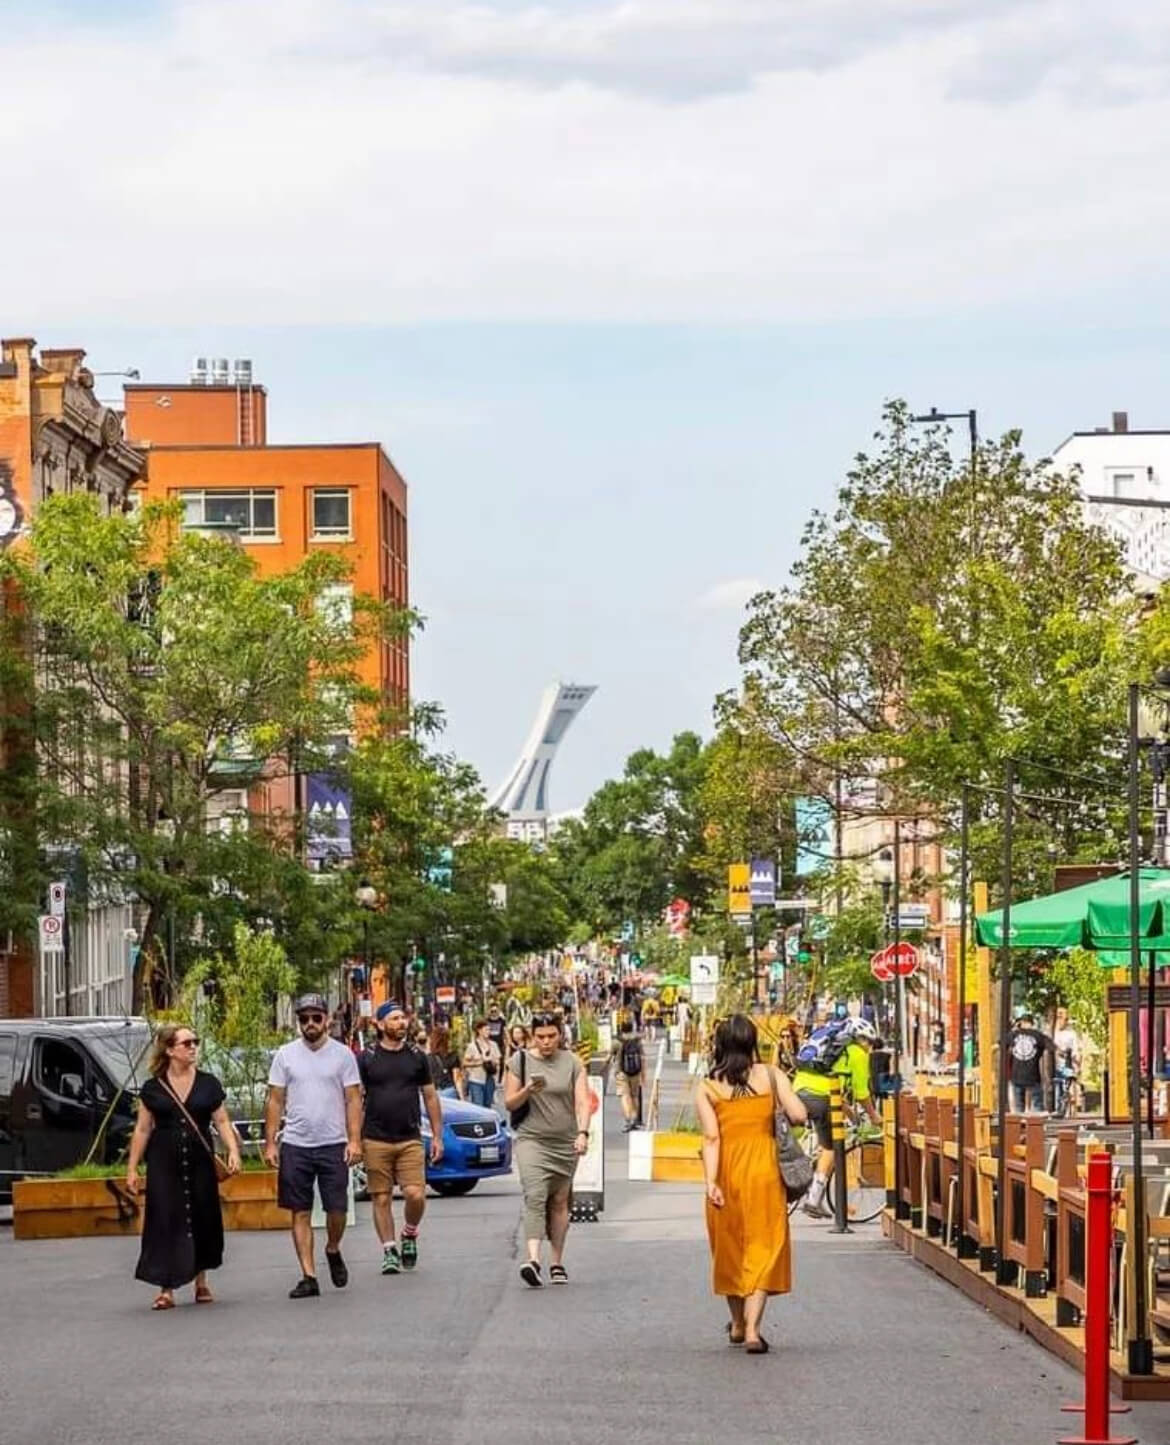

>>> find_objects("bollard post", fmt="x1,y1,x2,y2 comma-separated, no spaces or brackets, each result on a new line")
828,1077,852,1235
1058,1153,1135,1445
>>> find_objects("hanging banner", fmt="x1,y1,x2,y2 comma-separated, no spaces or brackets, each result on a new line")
306,775,353,862
728,863,751,914
795,797,835,877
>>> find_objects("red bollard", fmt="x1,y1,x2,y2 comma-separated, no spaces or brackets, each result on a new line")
1059,1152,1136,1445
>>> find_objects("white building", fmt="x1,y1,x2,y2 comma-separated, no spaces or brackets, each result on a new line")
1051,411,1170,587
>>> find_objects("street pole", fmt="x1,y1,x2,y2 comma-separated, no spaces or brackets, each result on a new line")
995,758,1015,1285
1126,683,1153,1373
955,782,975,1256
892,817,907,1219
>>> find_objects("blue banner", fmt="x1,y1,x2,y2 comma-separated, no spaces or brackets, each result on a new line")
795,798,834,877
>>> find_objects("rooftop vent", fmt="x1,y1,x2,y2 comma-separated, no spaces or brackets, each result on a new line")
1113,411,1129,434
190,357,209,385
233,358,253,385
211,357,230,385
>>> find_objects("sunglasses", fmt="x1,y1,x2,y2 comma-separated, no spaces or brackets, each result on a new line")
298,1013,326,1025
174,1036,200,1048
530,1013,561,1029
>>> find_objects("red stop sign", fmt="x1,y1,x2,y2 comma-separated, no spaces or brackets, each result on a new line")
870,949,894,983
870,942,919,981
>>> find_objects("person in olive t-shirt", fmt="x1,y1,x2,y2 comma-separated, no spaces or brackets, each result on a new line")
359,1002,444,1275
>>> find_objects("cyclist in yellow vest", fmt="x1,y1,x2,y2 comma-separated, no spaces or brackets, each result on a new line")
791,1017,881,1219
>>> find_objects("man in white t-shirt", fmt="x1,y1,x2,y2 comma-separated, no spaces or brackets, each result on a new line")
1052,1006,1082,1115
264,993,362,1299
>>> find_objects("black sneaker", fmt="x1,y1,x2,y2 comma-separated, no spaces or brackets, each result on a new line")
400,1235,418,1270
325,1248,348,1288
520,1261,543,1289
289,1275,320,1299
381,1245,401,1276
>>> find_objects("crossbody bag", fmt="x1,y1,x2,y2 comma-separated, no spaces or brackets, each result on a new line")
160,1076,232,1184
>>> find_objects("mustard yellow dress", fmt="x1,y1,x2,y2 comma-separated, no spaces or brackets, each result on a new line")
704,1087,791,1297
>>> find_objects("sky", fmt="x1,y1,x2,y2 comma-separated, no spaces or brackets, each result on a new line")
6,1,1170,808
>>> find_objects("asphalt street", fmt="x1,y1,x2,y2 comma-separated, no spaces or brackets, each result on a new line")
2,1076,1166,1445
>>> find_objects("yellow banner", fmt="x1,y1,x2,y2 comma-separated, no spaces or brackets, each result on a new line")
728,862,751,914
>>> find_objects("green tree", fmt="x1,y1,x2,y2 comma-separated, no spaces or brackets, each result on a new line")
551,731,711,935
0,493,407,1006
736,402,1138,891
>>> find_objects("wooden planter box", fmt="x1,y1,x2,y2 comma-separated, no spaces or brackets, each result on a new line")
12,1170,284,1240
628,1130,704,1183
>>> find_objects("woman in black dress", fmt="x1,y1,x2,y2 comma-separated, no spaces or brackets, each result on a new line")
125,1023,240,1310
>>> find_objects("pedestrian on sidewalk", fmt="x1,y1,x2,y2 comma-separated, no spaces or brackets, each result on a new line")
696,1013,807,1354
505,1021,530,1070
1008,1010,1055,1113
426,1021,465,1098
264,993,363,1299
360,1001,444,1275
127,1023,241,1310
611,1017,644,1132
463,1017,501,1109
504,1009,592,1288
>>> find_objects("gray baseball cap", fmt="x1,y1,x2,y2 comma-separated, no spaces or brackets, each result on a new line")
294,992,329,1017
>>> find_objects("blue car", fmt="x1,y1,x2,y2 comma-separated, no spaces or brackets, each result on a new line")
422,1092,513,1195
353,1092,512,1199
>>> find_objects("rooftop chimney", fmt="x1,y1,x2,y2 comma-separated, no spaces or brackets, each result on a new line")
1113,410,1129,434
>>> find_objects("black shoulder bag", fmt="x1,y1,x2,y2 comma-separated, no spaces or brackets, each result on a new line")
509,1049,530,1131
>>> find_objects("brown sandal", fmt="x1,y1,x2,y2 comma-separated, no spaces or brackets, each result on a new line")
745,1336,770,1355
151,1293,175,1310
194,1286,214,1304
725,1322,745,1346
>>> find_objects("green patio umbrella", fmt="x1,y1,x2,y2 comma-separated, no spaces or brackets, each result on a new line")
657,972,691,989
974,868,1170,957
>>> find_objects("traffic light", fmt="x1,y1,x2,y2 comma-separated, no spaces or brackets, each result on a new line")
410,956,426,975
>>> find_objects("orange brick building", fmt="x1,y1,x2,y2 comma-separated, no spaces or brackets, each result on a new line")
126,361,409,706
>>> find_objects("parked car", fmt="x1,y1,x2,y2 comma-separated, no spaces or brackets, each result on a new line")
353,1091,512,1199
0,1017,152,1204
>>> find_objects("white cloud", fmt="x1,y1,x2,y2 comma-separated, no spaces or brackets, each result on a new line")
5,1,1170,327
697,577,765,612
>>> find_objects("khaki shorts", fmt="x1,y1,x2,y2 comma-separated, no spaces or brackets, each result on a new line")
363,1138,426,1194
614,1071,639,1101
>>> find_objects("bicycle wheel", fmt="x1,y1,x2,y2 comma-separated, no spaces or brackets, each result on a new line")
826,1139,885,1224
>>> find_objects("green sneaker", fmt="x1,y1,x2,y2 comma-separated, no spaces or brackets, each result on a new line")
400,1235,418,1270
381,1245,402,1276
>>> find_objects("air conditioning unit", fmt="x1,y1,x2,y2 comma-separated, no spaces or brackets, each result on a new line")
233,358,253,386
212,357,230,385
190,356,209,385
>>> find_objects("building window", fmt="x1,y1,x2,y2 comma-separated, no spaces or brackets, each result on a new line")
311,489,351,539
315,583,353,630
178,489,277,539
1110,471,1140,500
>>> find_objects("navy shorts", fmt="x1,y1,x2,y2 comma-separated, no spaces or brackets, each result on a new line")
277,1142,349,1215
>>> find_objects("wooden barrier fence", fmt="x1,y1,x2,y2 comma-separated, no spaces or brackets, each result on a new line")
881,1093,1170,1401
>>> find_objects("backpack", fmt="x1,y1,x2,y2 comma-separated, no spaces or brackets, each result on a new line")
620,1037,644,1077
795,1020,849,1074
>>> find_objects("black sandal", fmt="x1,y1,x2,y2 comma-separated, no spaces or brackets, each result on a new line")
745,1336,770,1355
549,1264,568,1285
520,1261,543,1288
725,1322,745,1346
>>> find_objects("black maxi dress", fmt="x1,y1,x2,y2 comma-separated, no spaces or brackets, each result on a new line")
134,1071,226,1290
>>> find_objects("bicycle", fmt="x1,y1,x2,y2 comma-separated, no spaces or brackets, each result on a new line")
788,1117,886,1224
1053,1067,1082,1119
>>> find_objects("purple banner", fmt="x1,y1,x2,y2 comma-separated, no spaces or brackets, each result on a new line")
306,774,352,862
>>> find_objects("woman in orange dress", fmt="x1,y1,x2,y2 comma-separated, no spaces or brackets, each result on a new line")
696,1013,807,1354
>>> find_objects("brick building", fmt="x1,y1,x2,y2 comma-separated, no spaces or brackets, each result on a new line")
0,339,146,1017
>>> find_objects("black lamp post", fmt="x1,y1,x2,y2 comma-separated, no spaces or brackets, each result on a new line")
354,880,377,998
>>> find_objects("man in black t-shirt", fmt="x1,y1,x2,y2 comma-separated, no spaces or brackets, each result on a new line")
360,1001,444,1275
1008,1012,1054,1114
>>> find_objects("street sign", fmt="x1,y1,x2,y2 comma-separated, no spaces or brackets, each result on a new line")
48,881,66,917
38,914,64,952
727,863,750,915
890,903,930,930
435,985,456,1006
689,954,720,987
870,949,894,983
809,914,830,941
691,980,717,1005
871,942,920,979
749,857,776,907
776,898,815,909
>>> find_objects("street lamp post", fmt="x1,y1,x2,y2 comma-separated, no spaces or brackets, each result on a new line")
354,880,377,1008
995,758,1015,1285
